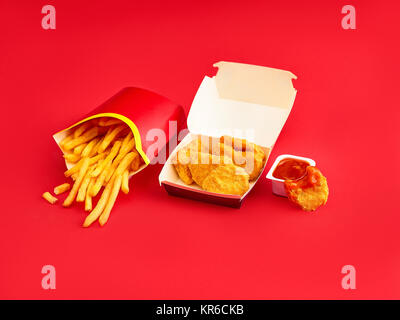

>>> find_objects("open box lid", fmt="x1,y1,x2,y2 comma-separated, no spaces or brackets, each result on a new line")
187,61,297,148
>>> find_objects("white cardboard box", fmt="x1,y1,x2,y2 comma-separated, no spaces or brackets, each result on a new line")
159,61,297,207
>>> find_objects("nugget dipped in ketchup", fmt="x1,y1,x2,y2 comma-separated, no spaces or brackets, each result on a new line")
283,166,329,211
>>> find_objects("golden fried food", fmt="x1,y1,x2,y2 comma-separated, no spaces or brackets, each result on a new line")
172,135,268,195
284,166,329,211
202,164,250,196
53,183,71,195
174,148,193,184
210,142,236,160
63,152,80,163
44,117,145,227
64,127,100,151
247,145,267,180
216,139,266,181
121,170,130,194
221,136,267,180
63,157,91,207
188,152,224,187
42,192,58,204
173,137,215,185
130,151,141,172
220,135,254,152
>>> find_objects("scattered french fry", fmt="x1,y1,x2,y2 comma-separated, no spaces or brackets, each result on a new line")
42,192,58,204
85,178,94,211
83,179,113,227
121,170,129,194
99,175,122,226
53,183,71,195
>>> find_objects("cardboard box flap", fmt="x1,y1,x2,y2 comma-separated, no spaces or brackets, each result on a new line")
187,61,297,148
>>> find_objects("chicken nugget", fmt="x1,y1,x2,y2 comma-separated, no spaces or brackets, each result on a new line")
220,136,267,180
209,141,232,158
188,152,232,187
220,135,255,152
284,166,329,211
174,148,193,185
173,137,211,185
174,136,226,185
229,145,266,181
208,142,249,169
247,145,267,181
202,164,250,196
191,135,218,154
188,152,221,187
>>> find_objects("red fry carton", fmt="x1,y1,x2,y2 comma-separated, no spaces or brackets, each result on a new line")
159,61,297,207
53,87,185,176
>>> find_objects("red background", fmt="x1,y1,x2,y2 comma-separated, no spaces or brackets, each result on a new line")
1,0,399,299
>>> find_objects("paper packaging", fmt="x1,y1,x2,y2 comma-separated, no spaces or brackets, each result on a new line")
53,87,185,176
159,61,297,208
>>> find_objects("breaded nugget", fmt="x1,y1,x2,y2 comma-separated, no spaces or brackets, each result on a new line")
228,145,266,181
220,135,254,152
202,164,250,196
220,136,267,180
284,166,329,211
174,148,193,184
188,136,214,154
173,136,215,184
188,152,231,187
173,135,268,193
247,145,267,181
209,142,237,160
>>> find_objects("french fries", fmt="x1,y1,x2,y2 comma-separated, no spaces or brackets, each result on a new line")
81,137,99,158
64,152,80,163
54,183,71,195
99,118,122,127
92,140,121,177
42,192,58,204
83,179,113,227
73,122,91,138
64,153,107,178
76,166,94,202
85,178,94,211
121,170,129,194
64,127,100,151
74,143,87,155
43,117,144,227
63,157,91,207
99,175,123,226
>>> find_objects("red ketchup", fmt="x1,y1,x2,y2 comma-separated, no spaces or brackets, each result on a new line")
273,158,309,181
